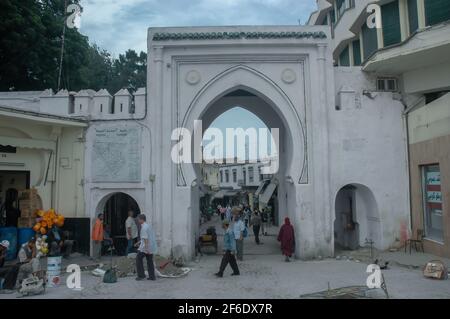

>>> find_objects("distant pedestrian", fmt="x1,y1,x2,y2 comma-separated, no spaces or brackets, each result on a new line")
243,206,252,227
125,210,139,255
250,211,262,245
136,214,157,281
261,208,268,235
220,206,226,220
277,217,295,262
215,220,239,277
225,205,232,222
91,213,104,261
232,209,245,261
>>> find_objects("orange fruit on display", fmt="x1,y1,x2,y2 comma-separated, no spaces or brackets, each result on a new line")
40,227,47,235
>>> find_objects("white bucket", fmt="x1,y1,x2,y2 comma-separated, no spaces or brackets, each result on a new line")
47,256,62,287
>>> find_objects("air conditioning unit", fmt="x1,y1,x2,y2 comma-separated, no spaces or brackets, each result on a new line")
377,78,398,92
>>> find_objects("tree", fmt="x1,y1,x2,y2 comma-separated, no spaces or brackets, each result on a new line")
109,50,147,94
0,0,146,93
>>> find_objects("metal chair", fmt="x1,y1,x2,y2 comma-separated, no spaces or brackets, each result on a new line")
405,229,424,254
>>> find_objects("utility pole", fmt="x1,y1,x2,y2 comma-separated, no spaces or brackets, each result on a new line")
57,0,68,91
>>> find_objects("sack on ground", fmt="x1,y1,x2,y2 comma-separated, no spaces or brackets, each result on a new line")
423,260,448,280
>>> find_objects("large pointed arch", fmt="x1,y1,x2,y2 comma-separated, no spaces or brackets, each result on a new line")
178,64,307,187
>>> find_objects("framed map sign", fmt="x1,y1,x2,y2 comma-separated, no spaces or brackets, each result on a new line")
92,127,142,182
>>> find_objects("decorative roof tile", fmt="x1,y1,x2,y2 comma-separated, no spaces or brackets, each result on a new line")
152,31,327,41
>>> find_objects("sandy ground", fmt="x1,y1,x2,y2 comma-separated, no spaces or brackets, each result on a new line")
1,216,450,299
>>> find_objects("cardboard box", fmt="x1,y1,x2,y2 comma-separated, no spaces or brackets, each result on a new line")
18,218,35,228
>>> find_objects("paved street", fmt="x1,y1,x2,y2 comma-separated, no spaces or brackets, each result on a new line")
1,216,449,299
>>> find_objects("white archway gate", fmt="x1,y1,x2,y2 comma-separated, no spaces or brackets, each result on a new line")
148,26,335,260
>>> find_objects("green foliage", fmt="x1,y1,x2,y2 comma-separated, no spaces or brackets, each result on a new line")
0,0,146,94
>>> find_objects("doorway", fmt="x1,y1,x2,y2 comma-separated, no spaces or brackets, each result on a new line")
0,170,30,226
334,184,382,251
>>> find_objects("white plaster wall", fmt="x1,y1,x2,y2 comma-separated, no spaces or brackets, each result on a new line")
403,60,450,94
84,120,153,255
0,118,85,217
330,67,410,250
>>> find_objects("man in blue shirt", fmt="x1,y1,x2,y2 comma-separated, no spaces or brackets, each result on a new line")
215,220,240,277
233,211,245,261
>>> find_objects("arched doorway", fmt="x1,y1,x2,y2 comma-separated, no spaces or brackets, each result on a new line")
96,192,141,255
188,87,293,256
334,184,381,251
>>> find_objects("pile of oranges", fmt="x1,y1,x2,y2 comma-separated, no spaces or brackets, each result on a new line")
32,209,65,235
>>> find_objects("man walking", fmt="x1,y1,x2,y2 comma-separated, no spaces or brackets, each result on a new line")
125,210,139,255
232,209,245,261
136,214,157,281
91,213,104,261
215,220,239,277
250,211,262,245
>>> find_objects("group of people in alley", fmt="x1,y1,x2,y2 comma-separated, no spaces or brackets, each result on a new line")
91,210,158,281
215,205,296,278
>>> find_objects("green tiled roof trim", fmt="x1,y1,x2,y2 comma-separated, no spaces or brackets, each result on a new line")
152,31,327,41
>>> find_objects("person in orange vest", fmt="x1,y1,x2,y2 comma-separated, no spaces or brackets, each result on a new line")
91,213,104,261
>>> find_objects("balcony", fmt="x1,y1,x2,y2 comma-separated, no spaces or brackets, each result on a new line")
362,22,450,75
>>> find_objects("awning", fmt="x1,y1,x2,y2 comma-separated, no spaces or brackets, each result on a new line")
1,136,56,151
212,190,239,199
254,180,268,197
213,190,227,199
259,182,277,205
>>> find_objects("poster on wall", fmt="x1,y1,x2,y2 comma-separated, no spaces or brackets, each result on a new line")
424,168,443,233
92,127,142,182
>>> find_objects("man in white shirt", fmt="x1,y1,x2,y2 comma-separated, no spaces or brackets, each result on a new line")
135,214,157,281
232,209,245,261
16,238,40,286
125,210,139,255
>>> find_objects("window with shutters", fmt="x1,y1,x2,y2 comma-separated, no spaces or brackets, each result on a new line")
352,40,361,66
362,23,378,60
377,78,398,92
339,46,350,66
408,0,419,34
381,0,401,47
425,0,450,26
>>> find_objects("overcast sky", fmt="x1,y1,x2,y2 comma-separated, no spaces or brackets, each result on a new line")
79,0,317,56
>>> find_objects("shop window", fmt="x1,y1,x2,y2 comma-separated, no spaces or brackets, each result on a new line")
408,0,419,34
382,0,401,47
422,164,444,242
425,0,450,26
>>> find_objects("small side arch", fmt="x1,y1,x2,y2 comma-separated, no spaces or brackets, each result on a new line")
334,183,382,250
